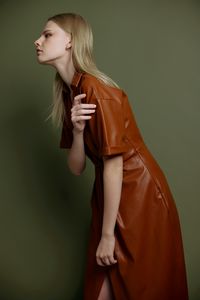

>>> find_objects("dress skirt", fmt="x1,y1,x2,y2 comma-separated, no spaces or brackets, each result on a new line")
59,71,189,300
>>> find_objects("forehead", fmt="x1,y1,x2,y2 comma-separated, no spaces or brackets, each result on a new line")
40,20,71,39
42,20,60,32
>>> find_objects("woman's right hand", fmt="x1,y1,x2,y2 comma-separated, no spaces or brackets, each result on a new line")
71,93,96,133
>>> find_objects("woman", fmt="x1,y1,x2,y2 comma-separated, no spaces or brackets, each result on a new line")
34,13,189,300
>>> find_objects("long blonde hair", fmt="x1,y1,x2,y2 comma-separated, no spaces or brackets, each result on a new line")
45,13,119,128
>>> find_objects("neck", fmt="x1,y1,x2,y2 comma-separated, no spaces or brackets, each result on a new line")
52,55,75,89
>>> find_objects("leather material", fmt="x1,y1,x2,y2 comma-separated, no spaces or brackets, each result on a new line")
60,71,189,300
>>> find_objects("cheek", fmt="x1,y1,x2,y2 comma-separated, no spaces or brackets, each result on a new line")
48,40,66,56
38,37,67,64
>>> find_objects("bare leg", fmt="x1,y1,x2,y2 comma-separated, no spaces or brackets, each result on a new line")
97,273,115,300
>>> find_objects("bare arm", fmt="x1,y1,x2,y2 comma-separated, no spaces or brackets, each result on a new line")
101,155,123,237
66,94,96,175
96,154,123,266
67,129,86,175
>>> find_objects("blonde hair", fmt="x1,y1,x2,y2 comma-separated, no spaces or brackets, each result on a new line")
45,13,119,128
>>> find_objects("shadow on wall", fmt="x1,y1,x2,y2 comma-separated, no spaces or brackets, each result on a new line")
0,92,93,299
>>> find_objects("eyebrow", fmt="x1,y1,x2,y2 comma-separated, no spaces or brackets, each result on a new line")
41,29,53,35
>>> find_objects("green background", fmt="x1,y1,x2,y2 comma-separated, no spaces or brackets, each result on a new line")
0,0,199,299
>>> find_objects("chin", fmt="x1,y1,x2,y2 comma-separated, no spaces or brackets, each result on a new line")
37,58,52,66
37,55,56,66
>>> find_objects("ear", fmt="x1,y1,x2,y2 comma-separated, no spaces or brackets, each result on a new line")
65,41,72,50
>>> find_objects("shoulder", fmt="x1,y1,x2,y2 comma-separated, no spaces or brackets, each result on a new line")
79,72,124,104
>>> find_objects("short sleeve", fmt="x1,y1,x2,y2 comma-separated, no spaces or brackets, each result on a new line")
59,117,73,149
89,98,130,157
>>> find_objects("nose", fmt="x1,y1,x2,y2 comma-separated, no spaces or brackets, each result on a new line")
34,38,41,47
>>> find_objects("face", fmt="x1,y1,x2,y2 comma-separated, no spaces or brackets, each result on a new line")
34,20,72,66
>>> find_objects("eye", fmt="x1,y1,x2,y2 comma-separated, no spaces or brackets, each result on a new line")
45,33,52,38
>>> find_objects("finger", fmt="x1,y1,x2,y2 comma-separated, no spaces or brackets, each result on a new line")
73,109,95,116
96,257,105,267
72,103,96,110
102,257,111,266
72,115,92,122
108,256,118,265
79,103,96,108
74,93,86,104
74,93,86,101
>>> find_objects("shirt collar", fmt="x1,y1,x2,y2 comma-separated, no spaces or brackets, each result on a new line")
70,70,84,89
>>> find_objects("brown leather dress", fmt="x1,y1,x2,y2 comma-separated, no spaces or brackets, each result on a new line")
59,71,189,300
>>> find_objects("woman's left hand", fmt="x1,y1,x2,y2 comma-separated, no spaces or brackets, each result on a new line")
96,234,118,266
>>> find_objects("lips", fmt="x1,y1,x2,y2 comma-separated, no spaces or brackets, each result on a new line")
36,49,43,55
